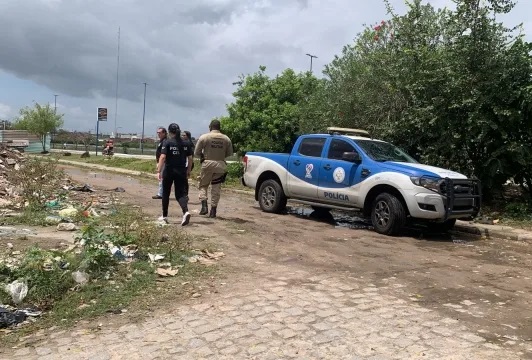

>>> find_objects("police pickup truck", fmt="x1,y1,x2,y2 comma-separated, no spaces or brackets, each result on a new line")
241,128,481,236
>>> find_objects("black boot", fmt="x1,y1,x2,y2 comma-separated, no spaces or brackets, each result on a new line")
209,206,217,218
199,200,208,215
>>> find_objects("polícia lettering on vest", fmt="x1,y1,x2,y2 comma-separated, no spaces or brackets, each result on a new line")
210,140,224,148
324,192,349,201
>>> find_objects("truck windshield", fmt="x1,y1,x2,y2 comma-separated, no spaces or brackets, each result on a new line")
354,139,418,163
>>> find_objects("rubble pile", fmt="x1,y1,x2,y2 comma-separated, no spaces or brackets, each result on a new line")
0,144,24,204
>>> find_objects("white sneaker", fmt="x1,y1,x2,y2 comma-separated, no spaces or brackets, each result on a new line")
181,212,191,226
158,216,169,224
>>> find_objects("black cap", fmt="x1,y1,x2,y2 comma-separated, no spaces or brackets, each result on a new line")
168,123,180,134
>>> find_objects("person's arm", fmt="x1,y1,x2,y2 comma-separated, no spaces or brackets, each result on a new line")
225,137,233,159
186,143,193,177
194,136,204,158
157,140,168,180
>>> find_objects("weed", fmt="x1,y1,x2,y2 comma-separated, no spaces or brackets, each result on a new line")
9,157,66,210
503,202,532,221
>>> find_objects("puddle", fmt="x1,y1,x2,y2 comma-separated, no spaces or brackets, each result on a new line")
286,206,481,244
286,206,372,230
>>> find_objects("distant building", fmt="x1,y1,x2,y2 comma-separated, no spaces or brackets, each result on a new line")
0,130,51,153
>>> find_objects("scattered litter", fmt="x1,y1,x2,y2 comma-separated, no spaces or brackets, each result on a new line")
72,271,90,284
57,223,78,232
192,293,202,298
70,184,95,192
45,199,60,208
148,253,165,262
45,215,62,225
59,207,78,219
187,250,226,266
156,268,179,277
0,306,42,328
5,280,28,304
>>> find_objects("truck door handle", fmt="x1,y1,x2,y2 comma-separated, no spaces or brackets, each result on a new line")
323,164,331,170
293,160,300,166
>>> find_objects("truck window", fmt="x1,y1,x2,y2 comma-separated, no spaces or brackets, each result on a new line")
298,137,326,157
328,139,357,160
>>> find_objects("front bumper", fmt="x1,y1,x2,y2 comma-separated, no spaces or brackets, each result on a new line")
407,178,481,221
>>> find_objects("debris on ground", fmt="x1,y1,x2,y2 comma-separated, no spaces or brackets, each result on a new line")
156,267,179,277
186,250,225,266
0,144,25,205
0,305,42,328
57,223,78,231
5,280,28,304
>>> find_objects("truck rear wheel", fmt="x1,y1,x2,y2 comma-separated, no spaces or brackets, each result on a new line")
371,193,406,236
258,179,287,213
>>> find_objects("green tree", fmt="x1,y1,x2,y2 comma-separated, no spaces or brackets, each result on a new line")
220,66,320,155
304,0,532,199
14,103,64,153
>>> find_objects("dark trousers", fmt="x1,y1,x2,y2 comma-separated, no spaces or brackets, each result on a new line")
162,167,188,217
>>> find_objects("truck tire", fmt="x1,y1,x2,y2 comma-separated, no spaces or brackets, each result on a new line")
431,219,456,233
258,179,287,213
370,193,406,236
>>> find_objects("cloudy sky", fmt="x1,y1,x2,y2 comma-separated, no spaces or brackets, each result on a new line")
0,0,530,139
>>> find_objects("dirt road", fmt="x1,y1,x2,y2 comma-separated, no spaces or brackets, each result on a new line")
6,166,532,359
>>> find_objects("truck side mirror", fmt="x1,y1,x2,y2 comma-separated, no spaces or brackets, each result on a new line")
342,151,361,163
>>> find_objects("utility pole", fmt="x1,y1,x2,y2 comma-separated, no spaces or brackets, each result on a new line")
114,26,121,135
141,82,147,154
54,94,58,113
306,53,317,73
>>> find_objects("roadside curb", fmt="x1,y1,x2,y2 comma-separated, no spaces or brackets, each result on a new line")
454,221,532,243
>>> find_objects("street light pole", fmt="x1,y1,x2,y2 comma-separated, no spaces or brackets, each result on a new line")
141,82,147,154
54,94,58,114
305,53,318,73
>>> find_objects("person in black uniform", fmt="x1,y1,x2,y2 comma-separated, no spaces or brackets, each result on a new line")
156,123,193,226
152,126,167,199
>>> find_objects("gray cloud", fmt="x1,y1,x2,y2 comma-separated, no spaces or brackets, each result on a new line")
0,0,530,137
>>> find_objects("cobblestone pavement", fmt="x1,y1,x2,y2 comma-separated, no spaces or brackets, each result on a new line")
5,269,520,360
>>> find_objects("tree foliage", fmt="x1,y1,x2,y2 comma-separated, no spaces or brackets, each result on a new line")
303,0,532,198
14,103,64,152
219,66,320,155
218,0,532,199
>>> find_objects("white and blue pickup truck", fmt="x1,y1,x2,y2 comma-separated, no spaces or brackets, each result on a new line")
241,127,481,236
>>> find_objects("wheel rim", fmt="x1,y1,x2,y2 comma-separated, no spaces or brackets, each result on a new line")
261,185,277,209
374,200,391,227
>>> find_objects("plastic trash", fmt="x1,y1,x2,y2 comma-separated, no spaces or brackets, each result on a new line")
59,207,78,219
72,271,89,284
5,280,28,305
0,307,27,328
45,199,60,208
57,223,77,231
0,306,42,328
45,215,62,225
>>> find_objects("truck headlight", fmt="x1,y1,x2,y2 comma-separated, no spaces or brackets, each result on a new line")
410,176,444,193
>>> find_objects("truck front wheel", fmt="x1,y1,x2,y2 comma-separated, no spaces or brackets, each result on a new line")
258,179,287,213
371,193,406,236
